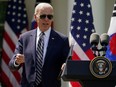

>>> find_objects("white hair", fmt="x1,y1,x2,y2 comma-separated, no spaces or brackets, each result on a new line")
34,3,53,15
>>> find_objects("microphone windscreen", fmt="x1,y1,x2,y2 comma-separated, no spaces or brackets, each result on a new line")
100,33,109,46
90,33,99,45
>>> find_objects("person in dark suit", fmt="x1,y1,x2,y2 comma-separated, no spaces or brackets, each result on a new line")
9,2,70,87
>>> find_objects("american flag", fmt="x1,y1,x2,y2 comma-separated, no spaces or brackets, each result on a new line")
106,1,116,61
31,0,51,29
69,0,95,86
1,0,28,87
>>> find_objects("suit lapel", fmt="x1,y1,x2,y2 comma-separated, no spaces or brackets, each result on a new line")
30,29,37,63
44,29,56,63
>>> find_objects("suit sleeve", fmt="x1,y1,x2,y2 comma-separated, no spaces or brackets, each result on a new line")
62,37,70,63
9,35,23,71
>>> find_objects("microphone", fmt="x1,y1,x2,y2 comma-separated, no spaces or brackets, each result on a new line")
67,40,75,60
100,33,109,56
57,39,75,80
90,33,100,56
100,33,109,46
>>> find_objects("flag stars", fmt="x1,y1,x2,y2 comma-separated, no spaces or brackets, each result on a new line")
17,19,21,23
71,18,75,22
12,12,16,15
80,3,84,7
76,34,80,38
13,0,16,2
18,13,21,17
7,11,10,15
24,8,26,11
87,4,91,8
8,5,11,8
92,29,95,32
23,14,27,18
71,26,74,30
84,28,88,32
5,0,28,36
79,11,83,15
17,26,20,29
74,2,77,6
86,12,90,16
85,20,89,24
70,0,95,51
83,35,87,39
78,19,82,23
18,7,22,10
77,26,81,30
23,21,26,24
12,19,15,22
19,0,22,3
13,6,16,9
72,10,76,14
82,43,86,47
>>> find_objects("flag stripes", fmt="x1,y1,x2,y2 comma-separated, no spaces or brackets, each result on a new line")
113,2,116,16
1,0,28,87
69,0,95,87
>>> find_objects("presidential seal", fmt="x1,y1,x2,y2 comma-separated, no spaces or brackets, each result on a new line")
89,56,112,78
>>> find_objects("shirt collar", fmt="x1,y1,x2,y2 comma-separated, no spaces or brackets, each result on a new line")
37,27,51,37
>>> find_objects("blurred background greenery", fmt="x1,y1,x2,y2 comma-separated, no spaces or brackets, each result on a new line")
0,1,8,87
0,1,7,55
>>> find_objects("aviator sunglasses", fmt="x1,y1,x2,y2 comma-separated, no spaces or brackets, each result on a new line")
39,14,53,20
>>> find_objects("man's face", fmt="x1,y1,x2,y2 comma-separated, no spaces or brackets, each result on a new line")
35,7,53,32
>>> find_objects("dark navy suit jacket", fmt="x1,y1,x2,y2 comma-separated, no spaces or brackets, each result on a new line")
9,29,70,87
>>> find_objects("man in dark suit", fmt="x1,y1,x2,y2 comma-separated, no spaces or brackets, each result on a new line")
9,2,70,87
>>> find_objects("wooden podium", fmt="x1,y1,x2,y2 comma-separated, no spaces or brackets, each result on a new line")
61,60,116,87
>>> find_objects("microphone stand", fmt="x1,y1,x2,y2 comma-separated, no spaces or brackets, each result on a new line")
57,44,74,80
98,45,107,56
91,45,98,57
94,45,107,57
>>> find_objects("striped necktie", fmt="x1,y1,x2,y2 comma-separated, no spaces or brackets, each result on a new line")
35,32,44,86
